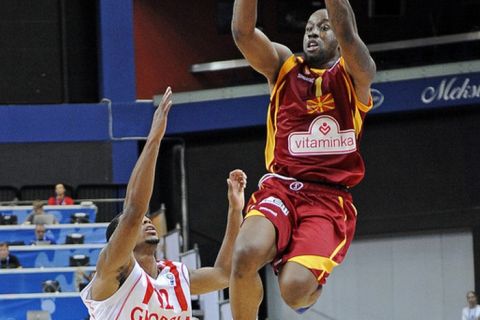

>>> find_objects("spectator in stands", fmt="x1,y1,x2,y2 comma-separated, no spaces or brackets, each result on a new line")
48,183,74,205
77,269,96,291
0,242,21,268
30,224,57,245
23,200,58,225
463,291,480,320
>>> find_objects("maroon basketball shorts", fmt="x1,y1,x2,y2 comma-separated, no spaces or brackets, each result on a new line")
245,173,357,284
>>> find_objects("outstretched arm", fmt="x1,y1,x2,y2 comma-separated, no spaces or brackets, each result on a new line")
189,170,246,295
231,0,292,89
325,0,376,104
90,87,173,300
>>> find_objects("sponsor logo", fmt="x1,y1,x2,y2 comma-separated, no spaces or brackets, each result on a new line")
130,306,190,320
370,88,384,109
258,206,278,217
297,73,315,83
288,115,356,155
289,181,304,191
165,273,176,287
421,77,480,104
259,196,289,216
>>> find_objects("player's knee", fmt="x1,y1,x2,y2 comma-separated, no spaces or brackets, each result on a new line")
232,241,270,277
279,273,320,309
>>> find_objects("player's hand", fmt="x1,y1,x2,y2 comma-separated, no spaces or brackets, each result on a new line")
227,169,247,212
150,86,173,139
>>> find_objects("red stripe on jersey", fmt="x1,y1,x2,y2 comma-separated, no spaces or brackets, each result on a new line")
115,273,143,320
164,260,189,311
144,273,165,307
142,273,155,304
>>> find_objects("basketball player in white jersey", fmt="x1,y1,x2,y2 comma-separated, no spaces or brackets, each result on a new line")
81,87,246,320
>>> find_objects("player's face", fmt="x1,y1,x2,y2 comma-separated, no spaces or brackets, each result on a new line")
139,216,160,245
303,9,339,66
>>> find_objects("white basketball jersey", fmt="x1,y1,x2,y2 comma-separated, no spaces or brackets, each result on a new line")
81,259,192,320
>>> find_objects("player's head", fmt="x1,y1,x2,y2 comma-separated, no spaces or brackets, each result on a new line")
106,213,160,247
303,9,340,67
467,291,478,308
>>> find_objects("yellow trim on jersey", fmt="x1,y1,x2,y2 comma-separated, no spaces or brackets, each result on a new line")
342,73,353,104
339,57,373,113
270,55,297,100
315,197,349,280
265,55,298,172
265,81,286,171
288,255,339,274
339,196,347,221
245,209,265,219
315,77,323,97
352,107,363,138
310,65,327,75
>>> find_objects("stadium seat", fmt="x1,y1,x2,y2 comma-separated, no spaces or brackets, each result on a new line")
0,186,18,202
65,233,85,244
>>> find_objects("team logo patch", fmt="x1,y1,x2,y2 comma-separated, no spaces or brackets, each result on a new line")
165,272,176,286
289,181,304,191
288,115,356,155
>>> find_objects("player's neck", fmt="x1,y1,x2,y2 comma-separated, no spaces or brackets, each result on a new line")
308,57,338,70
305,52,340,70
134,250,158,278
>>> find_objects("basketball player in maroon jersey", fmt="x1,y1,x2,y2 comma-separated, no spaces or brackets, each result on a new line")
230,0,376,318
81,87,247,319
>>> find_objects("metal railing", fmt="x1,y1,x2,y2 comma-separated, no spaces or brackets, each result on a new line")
190,31,480,73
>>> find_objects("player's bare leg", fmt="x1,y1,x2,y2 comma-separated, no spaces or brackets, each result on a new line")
230,216,277,320
278,261,322,312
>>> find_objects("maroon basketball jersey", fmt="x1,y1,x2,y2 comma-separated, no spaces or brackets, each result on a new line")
265,55,372,187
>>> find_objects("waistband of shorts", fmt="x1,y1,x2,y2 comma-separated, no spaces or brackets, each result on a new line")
259,173,350,194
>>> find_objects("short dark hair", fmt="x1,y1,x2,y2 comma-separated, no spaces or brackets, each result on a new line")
105,213,123,242
0,242,8,248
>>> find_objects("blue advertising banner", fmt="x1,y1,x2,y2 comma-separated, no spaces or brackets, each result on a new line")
0,224,107,245
10,245,102,268
0,205,97,224
370,72,480,113
0,268,93,294
0,294,88,320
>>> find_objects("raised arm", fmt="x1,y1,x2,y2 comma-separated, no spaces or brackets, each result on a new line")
189,170,246,295
90,87,173,300
325,0,376,104
231,0,292,88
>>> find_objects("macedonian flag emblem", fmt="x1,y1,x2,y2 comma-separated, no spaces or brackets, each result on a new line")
306,77,336,114
306,93,335,114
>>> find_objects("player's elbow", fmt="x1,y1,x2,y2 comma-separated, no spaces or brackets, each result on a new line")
231,21,254,42
122,204,147,222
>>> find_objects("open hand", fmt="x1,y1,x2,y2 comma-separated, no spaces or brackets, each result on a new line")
227,169,247,212
150,86,173,139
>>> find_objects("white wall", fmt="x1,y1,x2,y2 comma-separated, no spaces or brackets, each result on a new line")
266,231,474,320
